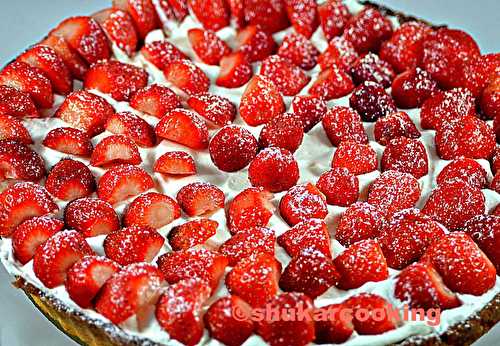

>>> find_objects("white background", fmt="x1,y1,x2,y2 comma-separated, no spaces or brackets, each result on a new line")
0,1,499,345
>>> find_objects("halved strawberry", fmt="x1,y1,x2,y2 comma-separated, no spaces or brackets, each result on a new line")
290,95,327,132
259,112,304,153
373,111,420,146
277,218,331,258
64,197,120,237
285,0,318,38
227,187,274,233
92,8,138,56
249,147,299,193
0,85,38,118
154,151,196,175
344,293,397,335
216,51,253,88
0,114,32,144
155,109,209,149
240,75,285,126
278,32,319,70
381,137,429,179
463,215,500,271
112,0,159,39
12,216,64,264
350,52,395,88
123,192,181,229
0,140,46,182
45,159,96,201
236,25,276,63
162,0,188,21
164,60,210,95
188,28,231,65
260,55,310,96
437,157,488,190
315,303,354,344
65,255,120,308
176,182,225,217
141,40,188,70
349,81,397,122
318,0,351,41
321,106,367,146
391,67,438,109
43,127,93,157
336,202,386,247
187,93,236,126
188,0,229,31
318,36,359,71
90,135,142,167
219,227,275,266
131,84,180,119
55,90,115,137
33,230,94,288
243,0,289,33
209,125,258,172
167,218,218,251
39,35,89,80
97,164,154,205
309,64,354,100
105,111,157,147
316,168,359,207
279,183,328,226
331,141,377,175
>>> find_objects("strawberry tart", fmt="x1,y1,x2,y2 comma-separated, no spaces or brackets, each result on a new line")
1,0,500,345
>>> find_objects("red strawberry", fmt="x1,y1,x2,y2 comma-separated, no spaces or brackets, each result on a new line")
0,85,38,118
188,0,229,31
141,40,188,70
155,109,209,149
463,215,500,271
260,55,310,96
243,0,289,33
227,0,245,27
65,256,120,308
187,93,236,126
164,60,210,95
96,262,165,324
344,293,397,335
209,125,258,172
248,147,299,193
11,216,64,264
277,218,331,257
123,192,181,229
0,140,46,182
43,127,93,157
422,180,485,230
227,187,274,233
350,53,395,88
317,168,359,207
55,90,115,137
105,111,157,147
492,146,500,174
334,239,388,289
309,64,354,100
259,112,304,153
290,95,327,132
64,197,120,237
167,218,218,251
278,32,319,70
225,252,281,307
219,226,275,266
437,157,488,189
0,114,32,144
91,135,141,167
343,7,392,54
317,0,351,41
33,230,94,288
176,182,225,216
216,51,253,88
236,25,276,63
285,0,318,38
154,151,197,175
315,303,354,344
0,61,53,109
188,28,231,65
421,232,496,295
112,0,159,39
349,81,397,122
481,74,500,120
336,202,386,247
280,183,328,226
373,111,420,145
39,35,88,80
45,159,96,201
93,8,138,56
318,36,359,71
279,248,340,298
322,106,368,146
130,84,180,118
491,172,500,193
97,164,154,205
367,170,421,217
331,141,377,175
391,67,438,109
381,137,428,179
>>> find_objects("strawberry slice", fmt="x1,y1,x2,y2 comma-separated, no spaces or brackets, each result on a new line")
45,159,96,201
141,40,188,70
123,192,181,229
154,151,197,176
0,114,32,144
92,8,138,56
260,55,310,96
187,93,236,126
176,182,225,217
97,164,154,205
277,218,331,258
309,64,354,100
33,230,94,288
130,84,180,119
349,81,397,122
105,111,157,147
90,135,142,167
437,157,488,190
164,60,210,95
0,140,46,182
64,197,120,237
344,293,397,335
188,0,229,31
381,137,429,179
350,52,395,88
391,67,438,109
249,147,299,193
55,90,115,137
112,0,159,39
0,85,38,118
216,51,253,88
12,216,64,264
65,256,120,308
39,35,89,80
336,202,386,247
236,25,276,63
331,141,377,175
317,168,359,207
227,187,274,233
219,227,276,266
463,215,500,271
209,125,258,172
188,28,231,65
315,303,354,344
243,0,289,33
43,127,93,157
259,112,304,153
373,111,420,145
225,252,281,307
317,0,351,41
279,183,328,226
240,75,285,126
278,32,319,70
322,106,367,146
167,218,218,251
290,95,327,132
285,0,318,38
155,109,209,149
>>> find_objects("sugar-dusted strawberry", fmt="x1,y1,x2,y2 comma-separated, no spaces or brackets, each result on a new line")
336,202,386,247
481,74,500,120
92,8,138,56
112,0,159,39
91,135,141,167
421,232,496,295
492,146,500,174
344,293,397,335
187,93,236,126
280,248,339,298
278,32,319,70
161,0,189,21
322,106,368,146
367,170,421,217
243,0,289,33
277,218,331,257
33,230,94,288
11,216,64,264
290,95,327,132
49,16,111,65
248,147,299,193
381,137,428,179
435,116,496,160
0,140,46,182
176,182,225,217
391,67,438,109
379,21,433,73
65,255,120,308
259,112,304,153
227,187,274,233
141,40,188,70
280,183,328,226
17,45,72,95
154,151,196,175
463,215,500,271
309,64,354,100
105,111,157,147
421,28,480,89
123,192,180,229
260,55,310,96
318,36,359,71
188,28,231,65
459,53,500,98
285,0,318,38
349,81,397,122
331,141,377,176
164,60,210,95
226,252,281,307
343,7,392,54
0,85,38,118
130,84,180,118
437,157,488,189
373,111,420,146
45,159,96,201
317,167,359,207
318,0,351,41
0,114,32,144
0,61,53,109
216,51,253,88
315,303,354,344
350,53,395,88
43,127,93,157
167,218,218,251
64,197,120,237
204,296,254,346
97,164,154,205
157,248,228,292
209,125,258,172
226,0,244,27
39,35,89,80
188,0,229,31
219,227,275,266
491,172,500,193
236,25,277,62
156,109,209,149
96,262,165,324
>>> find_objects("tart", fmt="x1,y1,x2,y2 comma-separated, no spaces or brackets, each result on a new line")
0,0,499,345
